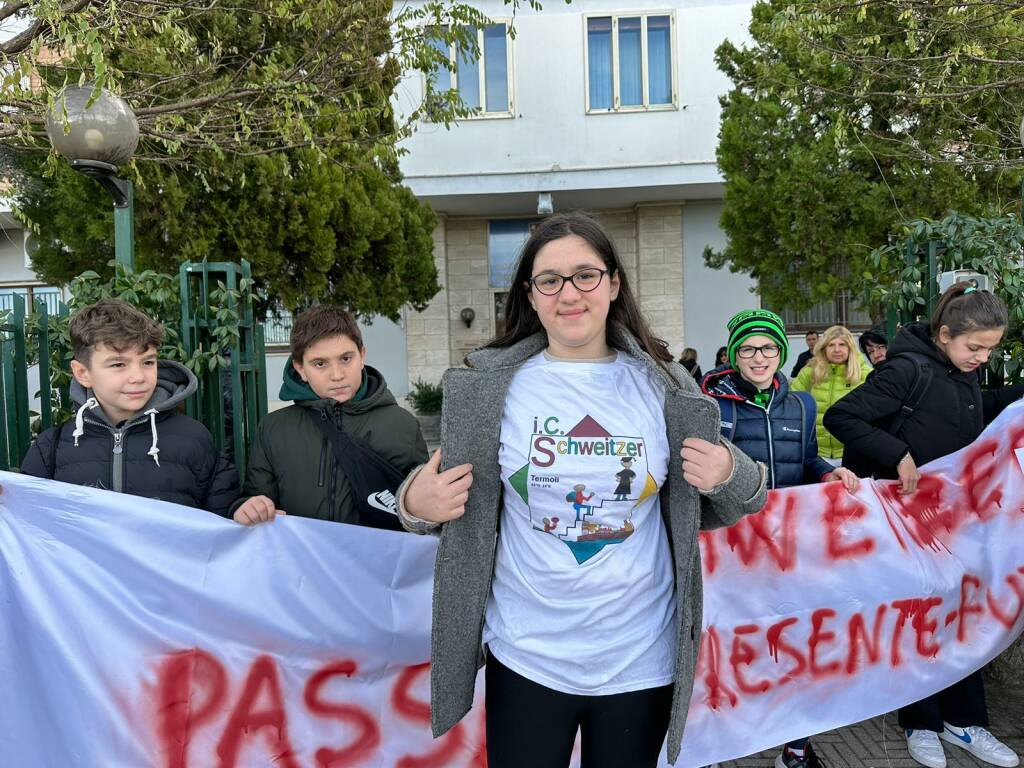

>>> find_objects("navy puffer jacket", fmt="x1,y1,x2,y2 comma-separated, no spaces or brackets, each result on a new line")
21,361,238,516
702,367,833,489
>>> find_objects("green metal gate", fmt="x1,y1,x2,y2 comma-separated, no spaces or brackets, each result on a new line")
178,260,268,478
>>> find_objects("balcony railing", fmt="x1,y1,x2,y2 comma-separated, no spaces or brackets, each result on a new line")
0,286,63,316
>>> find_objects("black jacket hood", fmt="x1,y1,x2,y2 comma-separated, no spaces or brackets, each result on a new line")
887,322,949,367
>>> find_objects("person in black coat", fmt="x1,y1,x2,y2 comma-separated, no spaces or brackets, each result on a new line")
824,283,1022,768
21,299,238,516
678,346,703,381
858,323,888,368
789,329,819,378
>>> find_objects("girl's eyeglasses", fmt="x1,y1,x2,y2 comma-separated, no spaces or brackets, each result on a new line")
528,268,608,296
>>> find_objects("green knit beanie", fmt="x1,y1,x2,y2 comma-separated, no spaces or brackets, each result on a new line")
726,309,789,368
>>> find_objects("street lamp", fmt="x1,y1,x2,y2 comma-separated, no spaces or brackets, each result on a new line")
45,85,139,269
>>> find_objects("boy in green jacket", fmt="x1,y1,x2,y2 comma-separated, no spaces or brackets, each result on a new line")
232,305,427,527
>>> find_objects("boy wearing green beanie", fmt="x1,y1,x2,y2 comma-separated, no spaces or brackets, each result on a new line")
701,308,859,768
726,309,790,369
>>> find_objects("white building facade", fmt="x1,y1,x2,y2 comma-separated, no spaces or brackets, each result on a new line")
395,0,760,387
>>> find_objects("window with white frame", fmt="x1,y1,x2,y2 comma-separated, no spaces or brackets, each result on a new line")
427,23,513,117
585,13,675,112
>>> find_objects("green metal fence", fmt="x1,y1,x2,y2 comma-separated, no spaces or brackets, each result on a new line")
0,294,70,470
0,262,268,476
179,260,268,478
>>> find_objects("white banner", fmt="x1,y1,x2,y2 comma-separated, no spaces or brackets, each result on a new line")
2,402,1024,767
688,400,1024,765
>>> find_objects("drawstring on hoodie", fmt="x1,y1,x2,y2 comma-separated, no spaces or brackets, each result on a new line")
72,398,99,447
70,398,162,467
144,409,160,466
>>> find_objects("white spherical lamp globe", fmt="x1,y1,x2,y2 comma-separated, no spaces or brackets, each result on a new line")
45,85,139,166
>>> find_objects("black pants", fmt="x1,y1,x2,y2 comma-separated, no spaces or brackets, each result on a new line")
898,670,989,731
485,655,673,768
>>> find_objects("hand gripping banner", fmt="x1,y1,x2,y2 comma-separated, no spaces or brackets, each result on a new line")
2,402,1024,767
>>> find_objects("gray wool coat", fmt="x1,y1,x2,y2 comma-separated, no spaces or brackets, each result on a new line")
399,325,768,765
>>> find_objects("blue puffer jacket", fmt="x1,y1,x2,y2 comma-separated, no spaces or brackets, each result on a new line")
701,367,833,489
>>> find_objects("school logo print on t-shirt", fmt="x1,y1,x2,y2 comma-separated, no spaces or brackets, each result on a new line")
508,414,658,564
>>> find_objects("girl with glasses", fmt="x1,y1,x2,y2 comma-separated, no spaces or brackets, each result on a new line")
397,212,768,768
700,309,859,768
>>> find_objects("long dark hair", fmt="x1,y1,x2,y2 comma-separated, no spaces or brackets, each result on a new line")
930,281,1007,340
486,213,672,364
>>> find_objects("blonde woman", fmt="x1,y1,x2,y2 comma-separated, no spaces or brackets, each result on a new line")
791,325,868,464
678,347,702,380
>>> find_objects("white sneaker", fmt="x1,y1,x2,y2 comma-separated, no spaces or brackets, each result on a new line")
907,729,947,768
940,724,1020,767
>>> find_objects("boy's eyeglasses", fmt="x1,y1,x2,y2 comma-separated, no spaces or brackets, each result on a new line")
736,344,781,359
528,268,608,296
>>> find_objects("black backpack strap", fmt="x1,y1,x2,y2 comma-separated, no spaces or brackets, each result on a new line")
719,398,737,441
305,408,406,531
888,352,933,438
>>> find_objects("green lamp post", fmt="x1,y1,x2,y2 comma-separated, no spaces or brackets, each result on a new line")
44,85,140,269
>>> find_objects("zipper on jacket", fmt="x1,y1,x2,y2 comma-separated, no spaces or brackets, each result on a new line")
827,371,839,456
327,457,337,520
317,439,328,488
752,390,777,489
111,430,124,493
326,407,339,520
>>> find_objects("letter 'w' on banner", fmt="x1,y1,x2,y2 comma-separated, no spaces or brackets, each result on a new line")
3,403,1024,766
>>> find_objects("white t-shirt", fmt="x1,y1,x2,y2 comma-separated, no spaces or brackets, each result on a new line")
484,351,676,695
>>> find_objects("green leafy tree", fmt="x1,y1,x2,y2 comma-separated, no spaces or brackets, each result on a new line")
776,1,1024,170
16,148,440,319
706,0,1024,317
2,0,550,316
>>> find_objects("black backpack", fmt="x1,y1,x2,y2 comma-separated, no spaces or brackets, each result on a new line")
882,351,934,438
841,351,933,477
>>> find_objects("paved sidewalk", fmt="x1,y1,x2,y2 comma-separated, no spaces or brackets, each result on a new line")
720,677,1023,768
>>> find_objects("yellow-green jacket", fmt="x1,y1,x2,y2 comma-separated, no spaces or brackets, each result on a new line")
791,360,869,459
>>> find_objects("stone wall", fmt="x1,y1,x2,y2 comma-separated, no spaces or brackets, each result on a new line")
405,219,452,388
635,204,685,357
444,219,492,366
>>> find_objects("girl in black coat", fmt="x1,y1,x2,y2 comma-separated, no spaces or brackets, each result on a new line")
824,283,1023,768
